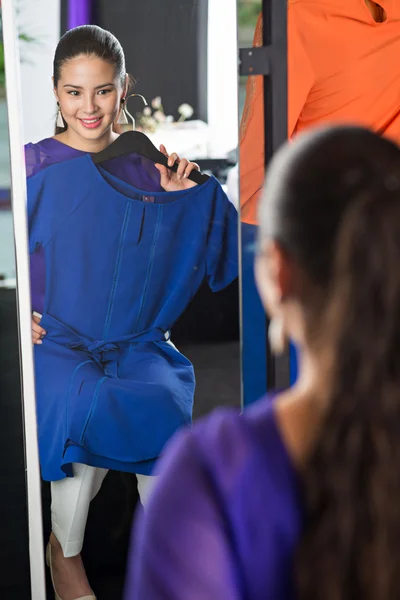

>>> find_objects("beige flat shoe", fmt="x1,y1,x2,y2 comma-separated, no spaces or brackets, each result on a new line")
46,543,96,600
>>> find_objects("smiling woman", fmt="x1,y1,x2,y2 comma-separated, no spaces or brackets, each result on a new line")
22,23,238,600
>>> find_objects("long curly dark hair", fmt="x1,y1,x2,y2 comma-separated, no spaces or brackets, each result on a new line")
261,125,400,599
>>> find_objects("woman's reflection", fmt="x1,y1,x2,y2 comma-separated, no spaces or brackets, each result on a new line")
26,25,238,599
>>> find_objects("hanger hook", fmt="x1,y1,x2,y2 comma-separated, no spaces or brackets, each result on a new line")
124,94,148,130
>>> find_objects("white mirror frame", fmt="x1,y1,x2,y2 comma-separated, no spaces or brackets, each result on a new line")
2,0,46,598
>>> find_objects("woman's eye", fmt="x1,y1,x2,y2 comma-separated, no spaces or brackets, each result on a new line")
66,89,112,97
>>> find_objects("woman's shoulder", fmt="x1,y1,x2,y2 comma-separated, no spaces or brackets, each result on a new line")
162,396,295,495
197,397,292,468
191,397,277,452
25,137,85,178
149,396,300,562
25,137,53,153
25,138,56,177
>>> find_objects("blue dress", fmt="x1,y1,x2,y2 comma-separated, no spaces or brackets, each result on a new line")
25,137,164,314
27,154,238,481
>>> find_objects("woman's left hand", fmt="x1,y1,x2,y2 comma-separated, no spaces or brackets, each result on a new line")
155,145,200,191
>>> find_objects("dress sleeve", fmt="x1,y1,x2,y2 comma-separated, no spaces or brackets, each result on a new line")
24,142,46,178
206,185,238,292
125,428,242,600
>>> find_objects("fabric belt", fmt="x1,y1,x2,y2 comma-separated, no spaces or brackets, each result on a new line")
39,313,170,378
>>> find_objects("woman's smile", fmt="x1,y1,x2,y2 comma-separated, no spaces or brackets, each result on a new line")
79,116,103,129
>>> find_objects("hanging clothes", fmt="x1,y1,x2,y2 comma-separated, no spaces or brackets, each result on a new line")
240,0,400,225
28,154,238,481
25,138,163,314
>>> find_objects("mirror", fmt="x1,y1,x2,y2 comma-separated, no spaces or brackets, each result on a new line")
5,1,240,597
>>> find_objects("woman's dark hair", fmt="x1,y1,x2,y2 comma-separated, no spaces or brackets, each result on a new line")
261,125,400,600
53,25,130,134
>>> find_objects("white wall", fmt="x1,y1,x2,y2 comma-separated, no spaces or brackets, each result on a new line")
207,0,238,157
18,0,61,144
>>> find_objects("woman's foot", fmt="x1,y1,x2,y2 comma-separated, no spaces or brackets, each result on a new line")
48,532,94,600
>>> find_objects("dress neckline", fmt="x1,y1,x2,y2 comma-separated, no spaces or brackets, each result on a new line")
83,153,213,205
360,0,390,25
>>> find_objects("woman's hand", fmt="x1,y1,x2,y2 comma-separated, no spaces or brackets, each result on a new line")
155,145,200,192
32,314,46,345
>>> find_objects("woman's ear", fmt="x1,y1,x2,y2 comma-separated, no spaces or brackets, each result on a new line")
255,240,293,316
123,75,129,99
272,242,292,301
265,241,292,300
52,79,59,104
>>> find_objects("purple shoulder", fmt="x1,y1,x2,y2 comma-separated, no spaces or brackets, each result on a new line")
24,138,82,178
192,395,274,446
25,139,52,178
180,396,277,477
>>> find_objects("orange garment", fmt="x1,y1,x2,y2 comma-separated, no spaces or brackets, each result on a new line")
240,0,400,225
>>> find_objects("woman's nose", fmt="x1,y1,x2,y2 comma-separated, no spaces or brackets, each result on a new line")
82,96,98,114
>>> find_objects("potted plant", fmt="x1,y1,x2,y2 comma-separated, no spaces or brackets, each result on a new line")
132,96,208,159
135,96,194,134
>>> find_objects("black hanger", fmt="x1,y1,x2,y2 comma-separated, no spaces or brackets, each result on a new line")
92,130,210,185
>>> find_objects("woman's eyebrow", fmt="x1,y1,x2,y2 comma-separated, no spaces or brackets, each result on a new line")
63,83,115,89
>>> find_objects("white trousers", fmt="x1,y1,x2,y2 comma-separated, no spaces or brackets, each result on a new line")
51,463,156,557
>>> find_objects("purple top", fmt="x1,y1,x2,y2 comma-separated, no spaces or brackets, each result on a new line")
25,137,163,314
126,397,303,600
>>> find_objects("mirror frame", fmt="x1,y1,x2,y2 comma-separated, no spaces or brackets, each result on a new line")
2,1,46,597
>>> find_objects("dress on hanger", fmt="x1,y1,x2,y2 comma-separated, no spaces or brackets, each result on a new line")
27,153,238,481
25,137,164,314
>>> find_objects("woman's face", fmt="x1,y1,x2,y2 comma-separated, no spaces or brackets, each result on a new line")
54,54,125,144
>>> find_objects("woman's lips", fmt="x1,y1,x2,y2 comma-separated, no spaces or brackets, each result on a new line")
79,117,103,129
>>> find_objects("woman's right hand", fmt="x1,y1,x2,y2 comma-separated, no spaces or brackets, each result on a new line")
32,314,46,345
